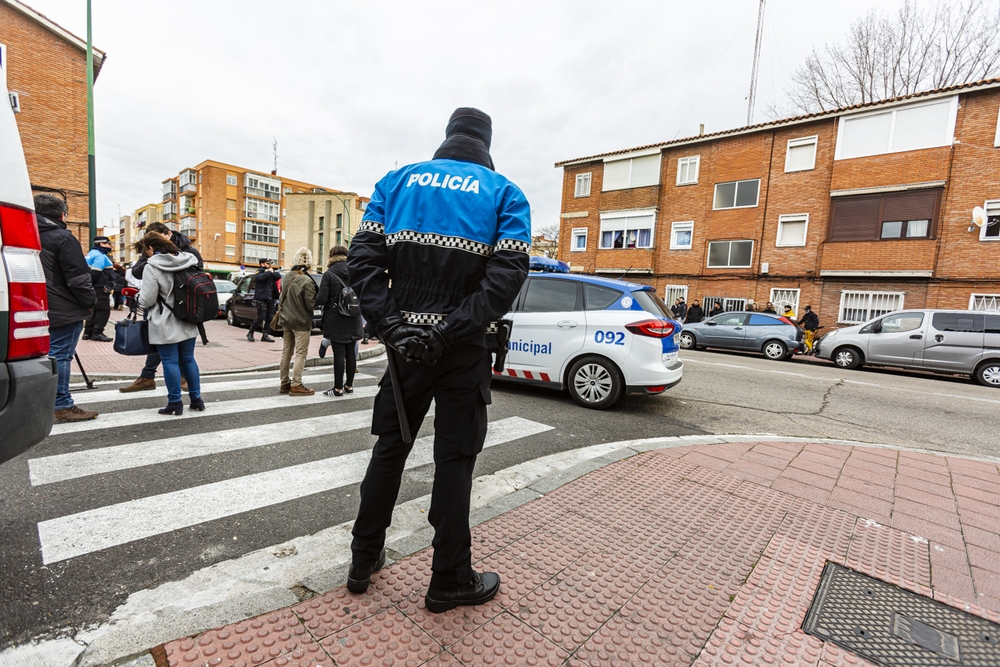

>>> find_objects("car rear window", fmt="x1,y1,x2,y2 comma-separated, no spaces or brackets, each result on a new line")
748,314,782,326
987,315,1000,334
584,284,623,310
632,290,671,318
932,312,984,333
522,279,580,312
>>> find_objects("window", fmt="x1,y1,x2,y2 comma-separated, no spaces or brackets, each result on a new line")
838,291,904,324
707,240,753,268
970,294,1000,311
703,297,747,313
575,173,592,197
785,136,817,172
932,312,983,333
980,200,1000,241
748,314,783,326
242,242,279,263
584,284,623,310
225,245,236,256
664,285,688,306
318,215,325,231
713,179,760,209
244,174,281,200
829,189,940,242
776,214,808,247
676,156,700,185
243,221,280,244
336,213,343,228
602,154,661,191
245,198,280,222
599,211,655,249
225,221,236,233
670,222,693,250
836,97,957,160
226,198,237,210
571,228,587,252
995,106,1000,148
226,175,237,186
712,313,748,326
335,231,342,245
522,279,580,312
876,312,923,333
770,288,800,315
284,187,292,194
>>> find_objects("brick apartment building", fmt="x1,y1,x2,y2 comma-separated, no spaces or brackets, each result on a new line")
1,0,104,248
556,79,1000,325
156,161,340,274
284,192,368,273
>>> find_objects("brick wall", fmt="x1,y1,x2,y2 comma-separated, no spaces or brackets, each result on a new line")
2,3,93,248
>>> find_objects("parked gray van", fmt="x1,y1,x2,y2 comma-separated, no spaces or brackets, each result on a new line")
814,310,1000,387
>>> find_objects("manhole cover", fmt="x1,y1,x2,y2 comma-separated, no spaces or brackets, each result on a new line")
803,563,1000,666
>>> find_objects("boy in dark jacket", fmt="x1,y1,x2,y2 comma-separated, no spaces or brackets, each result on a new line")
35,194,99,422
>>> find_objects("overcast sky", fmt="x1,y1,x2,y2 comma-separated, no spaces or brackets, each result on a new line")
27,0,911,235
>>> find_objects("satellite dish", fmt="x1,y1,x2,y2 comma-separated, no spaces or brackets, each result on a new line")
972,206,987,228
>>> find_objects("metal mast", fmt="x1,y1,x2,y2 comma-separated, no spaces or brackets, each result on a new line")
86,0,97,243
747,0,766,126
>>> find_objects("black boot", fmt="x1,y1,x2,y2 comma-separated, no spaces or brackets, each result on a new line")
247,331,255,342
347,549,386,594
424,571,500,613
261,333,275,342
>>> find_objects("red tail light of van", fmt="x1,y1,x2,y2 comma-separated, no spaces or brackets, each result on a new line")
1,204,50,360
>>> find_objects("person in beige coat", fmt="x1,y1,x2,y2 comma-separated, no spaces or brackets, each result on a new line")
278,248,318,395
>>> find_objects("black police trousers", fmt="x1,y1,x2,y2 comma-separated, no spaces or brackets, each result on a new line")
249,299,276,335
352,343,491,589
84,290,111,337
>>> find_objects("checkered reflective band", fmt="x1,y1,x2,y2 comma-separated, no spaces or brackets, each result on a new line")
357,220,385,235
401,311,447,326
485,321,499,334
386,230,494,257
495,238,530,254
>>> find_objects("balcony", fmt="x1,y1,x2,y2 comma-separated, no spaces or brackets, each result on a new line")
245,186,280,201
180,183,197,194
162,191,176,202
179,227,197,239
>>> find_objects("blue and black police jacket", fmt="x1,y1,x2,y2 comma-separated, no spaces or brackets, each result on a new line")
348,158,532,347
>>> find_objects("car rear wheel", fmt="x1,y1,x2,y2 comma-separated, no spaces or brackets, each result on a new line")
762,340,788,361
974,360,1000,388
567,356,624,410
833,346,862,370
227,308,242,327
679,332,696,350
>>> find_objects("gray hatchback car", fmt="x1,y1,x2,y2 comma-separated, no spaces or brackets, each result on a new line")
680,311,805,360
814,309,1000,388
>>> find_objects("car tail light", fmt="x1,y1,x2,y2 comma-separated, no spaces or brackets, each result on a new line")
645,385,667,393
625,319,676,338
1,204,50,360
779,316,796,326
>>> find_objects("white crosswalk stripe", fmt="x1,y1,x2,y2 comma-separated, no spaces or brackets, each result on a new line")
37,417,553,564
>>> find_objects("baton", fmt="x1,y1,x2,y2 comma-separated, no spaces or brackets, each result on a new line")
384,345,412,444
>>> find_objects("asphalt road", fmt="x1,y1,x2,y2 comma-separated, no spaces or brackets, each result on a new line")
1,349,997,649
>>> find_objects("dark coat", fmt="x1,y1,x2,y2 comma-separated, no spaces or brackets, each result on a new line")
800,311,820,330
671,302,687,320
37,214,96,327
317,260,363,343
708,305,724,318
131,230,203,280
685,305,704,323
276,271,316,331
252,267,281,300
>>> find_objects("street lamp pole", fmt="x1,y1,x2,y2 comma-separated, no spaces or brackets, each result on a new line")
86,0,97,244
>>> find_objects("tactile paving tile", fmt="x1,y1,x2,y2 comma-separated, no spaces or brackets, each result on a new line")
475,549,552,609
398,593,505,648
557,544,664,609
544,510,620,549
319,607,442,666
509,580,616,651
678,495,792,564
418,651,466,666
257,643,335,667
569,614,679,665
370,548,434,603
818,641,879,666
293,586,392,640
448,612,569,666
501,530,592,575
681,465,747,494
845,518,931,587
163,609,314,667
768,501,856,560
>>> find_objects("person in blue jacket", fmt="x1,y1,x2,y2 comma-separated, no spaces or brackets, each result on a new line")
346,108,531,612
83,235,119,341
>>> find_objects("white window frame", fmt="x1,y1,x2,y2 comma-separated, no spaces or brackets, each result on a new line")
242,242,279,263
598,209,657,249
574,173,592,198
969,294,1000,311
225,221,237,233
837,290,905,324
225,244,236,256
713,179,761,210
769,288,801,315
676,156,700,185
670,221,694,250
570,227,588,252
664,285,688,305
226,175,237,186
776,213,809,247
980,199,1000,241
835,96,958,160
784,136,817,173
706,240,754,268
601,151,662,191
994,106,1000,148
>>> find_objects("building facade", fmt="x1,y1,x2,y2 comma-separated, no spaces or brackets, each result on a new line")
158,161,340,273
1,0,105,248
284,192,368,273
556,80,1000,325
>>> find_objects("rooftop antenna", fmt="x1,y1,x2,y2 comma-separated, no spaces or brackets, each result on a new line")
747,0,766,125
272,137,278,174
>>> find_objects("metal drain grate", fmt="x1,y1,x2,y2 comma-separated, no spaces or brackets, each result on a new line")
803,563,1000,666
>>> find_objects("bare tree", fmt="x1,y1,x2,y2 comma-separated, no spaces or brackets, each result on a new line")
535,224,560,241
784,0,1000,114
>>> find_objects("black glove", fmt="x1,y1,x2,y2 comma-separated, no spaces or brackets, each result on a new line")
380,319,428,363
417,323,450,366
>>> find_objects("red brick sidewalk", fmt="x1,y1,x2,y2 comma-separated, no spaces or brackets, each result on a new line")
160,441,1000,666
73,311,382,376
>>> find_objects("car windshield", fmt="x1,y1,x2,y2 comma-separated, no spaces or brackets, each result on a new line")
632,290,671,318
213,280,237,294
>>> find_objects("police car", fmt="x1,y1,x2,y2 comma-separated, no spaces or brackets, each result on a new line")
495,273,683,409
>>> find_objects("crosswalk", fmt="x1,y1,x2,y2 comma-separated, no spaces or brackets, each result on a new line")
26,368,555,567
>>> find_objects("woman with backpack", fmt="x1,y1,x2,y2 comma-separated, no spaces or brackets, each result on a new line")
136,235,203,415
317,246,364,397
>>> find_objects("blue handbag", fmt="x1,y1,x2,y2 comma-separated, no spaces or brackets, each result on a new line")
114,315,153,356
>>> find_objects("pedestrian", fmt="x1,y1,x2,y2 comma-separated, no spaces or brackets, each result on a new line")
35,194,99,423
113,263,127,310
670,297,687,321
746,299,757,312
82,235,118,341
247,258,281,343
277,248,318,395
798,305,820,353
708,301,724,318
346,107,531,613
118,222,201,392
685,299,704,323
136,235,204,415
763,301,777,314
317,245,364,397
782,304,797,320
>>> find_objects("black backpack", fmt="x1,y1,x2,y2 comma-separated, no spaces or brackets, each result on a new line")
161,267,219,324
331,273,361,318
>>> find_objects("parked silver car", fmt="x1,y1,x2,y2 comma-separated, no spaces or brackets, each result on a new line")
814,309,1000,387
679,311,804,360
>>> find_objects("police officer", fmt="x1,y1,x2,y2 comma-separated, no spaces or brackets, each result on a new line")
83,235,119,341
247,258,281,342
346,108,531,613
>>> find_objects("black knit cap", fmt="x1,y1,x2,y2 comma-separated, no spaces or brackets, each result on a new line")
445,107,492,149
433,107,494,170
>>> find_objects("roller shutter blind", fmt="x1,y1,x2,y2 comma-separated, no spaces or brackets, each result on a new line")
881,190,937,222
829,195,881,241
